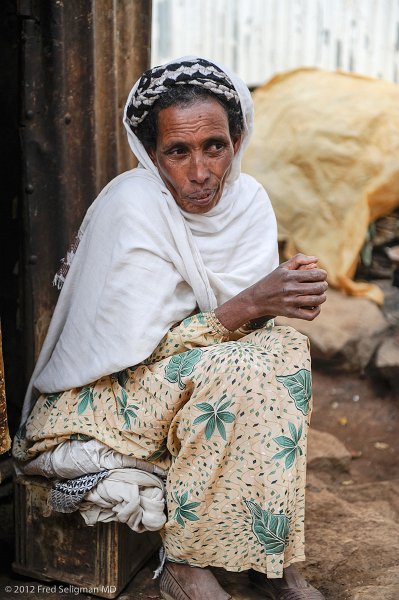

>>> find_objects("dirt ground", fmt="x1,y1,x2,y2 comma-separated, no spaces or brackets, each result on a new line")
0,367,397,600
312,369,399,484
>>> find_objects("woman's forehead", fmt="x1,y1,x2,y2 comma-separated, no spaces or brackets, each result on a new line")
156,98,231,144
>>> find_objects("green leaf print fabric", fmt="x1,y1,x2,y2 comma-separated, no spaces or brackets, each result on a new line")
173,491,201,527
272,421,303,469
245,500,290,554
77,387,94,415
193,395,235,441
43,393,62,410
276,368,312,415
117,388,139,429
165,348,203,390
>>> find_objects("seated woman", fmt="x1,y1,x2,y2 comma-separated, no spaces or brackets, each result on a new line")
14,57,328,600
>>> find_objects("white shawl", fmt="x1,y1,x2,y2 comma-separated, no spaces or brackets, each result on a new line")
21,57,278,422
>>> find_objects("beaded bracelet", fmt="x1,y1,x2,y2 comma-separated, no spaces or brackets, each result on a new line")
204,311,232,337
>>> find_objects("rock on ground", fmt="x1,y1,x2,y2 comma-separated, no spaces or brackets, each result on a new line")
374,334,399,392
307,429,352,473
276,288,389,370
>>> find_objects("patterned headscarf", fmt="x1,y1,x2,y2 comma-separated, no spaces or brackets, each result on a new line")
126,57,242,129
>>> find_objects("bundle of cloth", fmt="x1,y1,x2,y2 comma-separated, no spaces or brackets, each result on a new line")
21,438,167,532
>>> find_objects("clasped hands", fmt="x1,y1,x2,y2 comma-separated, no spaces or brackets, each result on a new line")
250,253,328,322
215,254,328,332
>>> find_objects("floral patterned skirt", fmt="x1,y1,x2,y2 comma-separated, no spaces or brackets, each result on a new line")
14,312,312,578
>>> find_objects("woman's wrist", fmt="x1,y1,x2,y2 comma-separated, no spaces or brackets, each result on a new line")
214,292,258,332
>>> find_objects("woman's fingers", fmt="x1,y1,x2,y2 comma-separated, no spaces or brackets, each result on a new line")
297,293,327,307
248,260,328,322
287,268,328,283
294,306,322,321
284,280,328,296
298,262,318,270
283,289,327,313
218,255,328,328
282,254,318,270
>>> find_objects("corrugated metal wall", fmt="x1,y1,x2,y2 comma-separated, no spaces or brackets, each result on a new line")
152,0,399,86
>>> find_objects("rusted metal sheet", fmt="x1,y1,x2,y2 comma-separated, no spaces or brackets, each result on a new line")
0,322,11,455
18,0,152,382
13,475,161,598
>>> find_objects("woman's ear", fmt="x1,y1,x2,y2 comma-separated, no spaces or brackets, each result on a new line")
148,147,157,164
232,135,242,155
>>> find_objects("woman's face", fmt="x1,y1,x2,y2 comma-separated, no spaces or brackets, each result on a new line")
148,97,241,214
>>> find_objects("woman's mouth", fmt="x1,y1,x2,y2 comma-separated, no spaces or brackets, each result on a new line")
187,190,216,205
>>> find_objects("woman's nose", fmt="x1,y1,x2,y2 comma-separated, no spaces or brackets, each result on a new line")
188,154,210,184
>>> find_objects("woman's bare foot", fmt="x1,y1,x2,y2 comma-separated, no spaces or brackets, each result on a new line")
160,561,232,600
249,565,325,599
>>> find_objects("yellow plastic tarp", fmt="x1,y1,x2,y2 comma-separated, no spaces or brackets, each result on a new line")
242,68,399,304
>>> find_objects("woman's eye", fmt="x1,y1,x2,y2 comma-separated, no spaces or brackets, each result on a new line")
208,142,225,152
168,147,187,156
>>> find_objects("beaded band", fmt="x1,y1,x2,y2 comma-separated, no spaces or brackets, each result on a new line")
204,311,232,337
